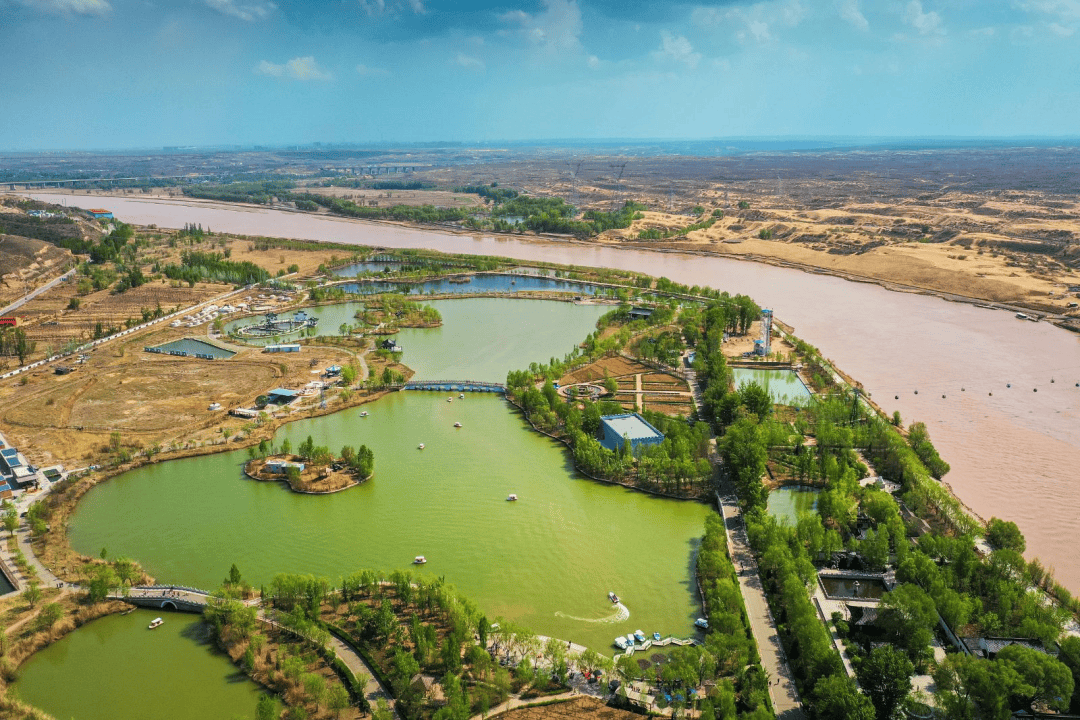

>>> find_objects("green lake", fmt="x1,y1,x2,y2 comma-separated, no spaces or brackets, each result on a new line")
731,367,813,405
767,486,821,526
65,299,711,655
16,610,261,720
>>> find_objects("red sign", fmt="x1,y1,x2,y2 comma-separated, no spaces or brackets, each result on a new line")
0,317,18,327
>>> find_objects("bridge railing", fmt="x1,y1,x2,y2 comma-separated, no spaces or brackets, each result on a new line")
132,584,211,596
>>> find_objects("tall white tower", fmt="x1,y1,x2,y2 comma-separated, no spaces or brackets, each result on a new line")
761,308,773,356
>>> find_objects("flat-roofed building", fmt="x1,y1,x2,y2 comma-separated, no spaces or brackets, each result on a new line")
599,413,664,455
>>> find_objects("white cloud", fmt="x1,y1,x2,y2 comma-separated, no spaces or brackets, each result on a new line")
357,0,424,16
15,0,111,15
356,63,390,77
256,56,332,81
903,0,944,35
836,0,868,30
1013,0,1080,22
204,0,275,21
498,0,583,53
454,53,485,71
587,54,600,69
692,0,804,43
1012,0,1080,36
969,26,996,37
654,29,702,68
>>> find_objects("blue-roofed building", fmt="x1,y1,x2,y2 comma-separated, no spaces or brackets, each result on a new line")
0,447,35,488
267,388,299,405
599,413,665,455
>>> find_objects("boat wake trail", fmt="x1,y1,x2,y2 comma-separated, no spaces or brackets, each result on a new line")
555,602,629,624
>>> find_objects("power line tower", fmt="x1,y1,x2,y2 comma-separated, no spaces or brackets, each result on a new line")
609,162,627,211
565,159,583,210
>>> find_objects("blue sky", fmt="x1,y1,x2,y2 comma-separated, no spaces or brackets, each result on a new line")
2,0,1079,149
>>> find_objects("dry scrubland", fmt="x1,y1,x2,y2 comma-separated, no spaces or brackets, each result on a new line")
498,697,640,720
0,215,411,469
0,326,362,468
427,152,1080,317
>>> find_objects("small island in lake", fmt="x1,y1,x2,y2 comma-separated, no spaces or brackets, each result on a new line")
244,437,374,494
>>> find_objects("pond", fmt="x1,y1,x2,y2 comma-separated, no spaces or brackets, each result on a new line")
731,367,813,406
16,610,261,720
68,299,710,653
819,576,888,600
766,485,821,526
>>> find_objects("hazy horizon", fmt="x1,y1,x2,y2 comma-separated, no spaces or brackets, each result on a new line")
3,0,1079,150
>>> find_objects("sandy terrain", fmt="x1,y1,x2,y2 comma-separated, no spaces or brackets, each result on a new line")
0,324,359,468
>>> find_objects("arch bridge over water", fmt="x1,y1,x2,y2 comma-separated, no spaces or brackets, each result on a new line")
109,585,217,613
402,380,506,394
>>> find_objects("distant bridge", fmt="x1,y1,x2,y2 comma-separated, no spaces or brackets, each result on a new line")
402,380,505,394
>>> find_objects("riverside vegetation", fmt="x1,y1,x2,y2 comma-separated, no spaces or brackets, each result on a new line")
6,224,1078,718
680,295,1080,718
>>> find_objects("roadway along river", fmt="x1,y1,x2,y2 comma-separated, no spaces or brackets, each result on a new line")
29,193,1080,589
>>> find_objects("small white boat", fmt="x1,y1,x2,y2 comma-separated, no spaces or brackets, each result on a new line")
694,618,709,630
625,633,636,646
458,393,464,399
447,397,453,403
417,443,425,450
413,556,427,565
634,630,647,643
360,411,368,417
507,494,518,501
608,591,620,604
614,636,628,650
454,422,462,428
149,617,164,629
653,632,662,642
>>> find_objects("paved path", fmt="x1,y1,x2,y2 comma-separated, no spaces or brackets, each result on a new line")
683,350,804,718
717,492,805,718
325,629,398,718
0,268,75,317
15,526,63,589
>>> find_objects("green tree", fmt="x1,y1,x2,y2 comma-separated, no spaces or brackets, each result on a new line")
327,683,350,717
23,583,43,609
36,602,65,631
341,364,358,385
256,694,281,720
302,673,327,711
3,509,17,538
737,382,772,420
986,517,1026,553
998,644,1074,713
1058,635,1080,711
719,418,768,511
603,376,618,395
812,674,875,720
857,645,914,720
227,563,243,586
876,583,937,663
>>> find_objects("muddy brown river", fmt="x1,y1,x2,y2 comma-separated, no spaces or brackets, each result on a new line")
28,193,1080,589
